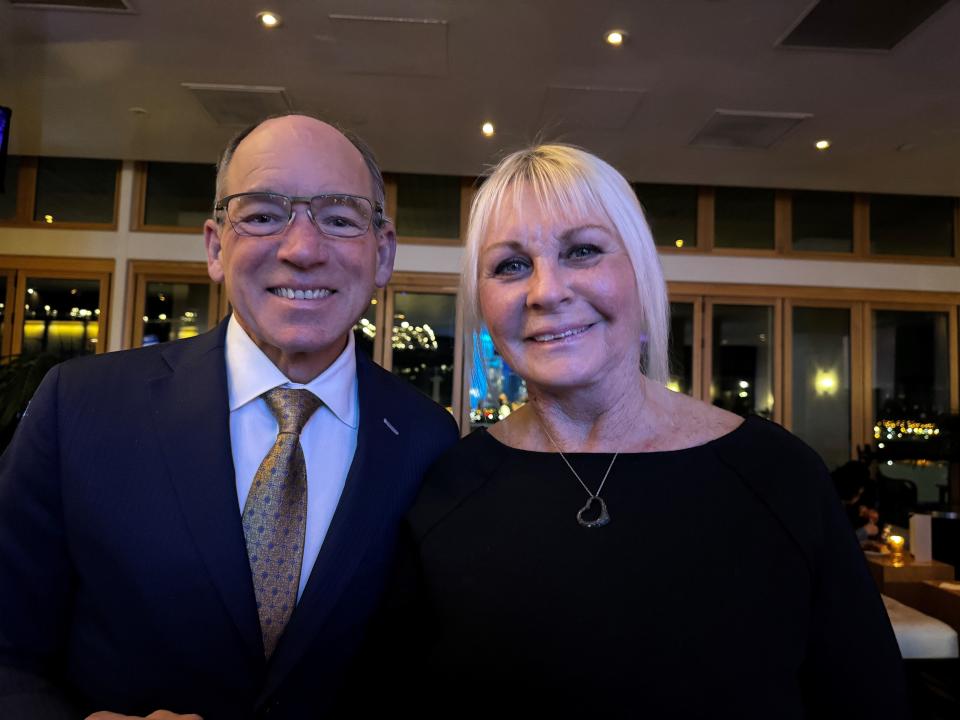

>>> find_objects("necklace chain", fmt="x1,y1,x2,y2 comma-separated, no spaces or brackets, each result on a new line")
540,423,618,528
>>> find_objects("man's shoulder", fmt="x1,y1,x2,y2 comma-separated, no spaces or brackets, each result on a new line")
55,328,224,387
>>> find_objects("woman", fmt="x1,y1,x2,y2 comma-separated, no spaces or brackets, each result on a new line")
370,144,907,718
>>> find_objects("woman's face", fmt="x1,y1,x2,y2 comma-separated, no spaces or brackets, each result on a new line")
477,188,643,394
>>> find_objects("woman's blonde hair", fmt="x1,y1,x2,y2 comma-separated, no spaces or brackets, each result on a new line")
462,143,669,384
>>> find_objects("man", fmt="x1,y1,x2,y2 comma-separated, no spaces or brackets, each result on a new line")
0,115,459,719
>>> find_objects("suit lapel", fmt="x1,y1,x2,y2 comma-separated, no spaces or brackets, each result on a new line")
259,350,405,700
147,320,265,663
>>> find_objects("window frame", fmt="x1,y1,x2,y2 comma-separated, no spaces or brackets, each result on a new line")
0,255,114,356
123,260,224,348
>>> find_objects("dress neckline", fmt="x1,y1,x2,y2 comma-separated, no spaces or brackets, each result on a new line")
478,414,756,458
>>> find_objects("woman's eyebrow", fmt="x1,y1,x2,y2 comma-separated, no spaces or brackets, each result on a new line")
558,224,613,242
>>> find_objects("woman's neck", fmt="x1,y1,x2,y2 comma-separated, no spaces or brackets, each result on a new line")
500,367,655,452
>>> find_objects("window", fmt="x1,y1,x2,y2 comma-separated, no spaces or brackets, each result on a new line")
389,291,457,409
20,277,103,359
870,194,955,257
634,183,698,249
709,303,777,419
468,328,527,428
0,156,19,221
33,157,119,226
714,188,775,250
789,306,852,470
140,162,216,230
125,262,222,348
668,301,697,395
393,174,462,240
792,191,853,253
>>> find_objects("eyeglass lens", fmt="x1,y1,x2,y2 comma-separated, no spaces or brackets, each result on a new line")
226,193,373,237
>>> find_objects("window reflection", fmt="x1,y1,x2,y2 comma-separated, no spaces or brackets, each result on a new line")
21,278,100,359
714,188,775,250
390,292,456,410
143,162,216,228
0,276,6,353
352,298,378,357
0,156,19,221
34,158,118,225
668,302,694,395
791,307,851,470
141,282,210,345
469,329,527,428
873,310,949,424
711,305,774,418
634,183,698,249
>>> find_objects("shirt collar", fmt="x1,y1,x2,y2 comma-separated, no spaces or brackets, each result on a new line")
224,314,358,429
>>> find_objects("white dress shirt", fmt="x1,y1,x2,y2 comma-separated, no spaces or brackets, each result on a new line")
224,315,358,600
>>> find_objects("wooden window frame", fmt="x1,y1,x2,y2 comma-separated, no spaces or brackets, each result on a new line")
385,174,472,247
130,161,214,235
379,271,464,427
862,301,959,450
667,294,704,399
702,296,784,425
123,260,223,349
0,255,114,355
0,269,16,358
0,157,121,231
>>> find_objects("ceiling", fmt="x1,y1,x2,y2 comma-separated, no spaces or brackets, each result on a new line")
2,0,959,196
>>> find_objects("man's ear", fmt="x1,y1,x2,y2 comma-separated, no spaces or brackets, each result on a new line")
374,223,397,288
204,219,225,283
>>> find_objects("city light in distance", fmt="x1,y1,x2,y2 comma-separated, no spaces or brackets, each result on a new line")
675,238,684,248
481,122,495,137
605,30,626,46
815,139,831,151
257,11,281,28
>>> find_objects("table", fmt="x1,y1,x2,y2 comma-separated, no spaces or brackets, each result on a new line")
866,554,954,593
882,594,959,659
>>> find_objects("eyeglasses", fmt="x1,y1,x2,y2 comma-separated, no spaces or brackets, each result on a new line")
215,192,383,238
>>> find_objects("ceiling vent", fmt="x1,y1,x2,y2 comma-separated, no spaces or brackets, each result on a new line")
327,15,448,76
780,0,950,51
538,85,645,131
690,110,811,149
181,84,292,126
9,0,134,11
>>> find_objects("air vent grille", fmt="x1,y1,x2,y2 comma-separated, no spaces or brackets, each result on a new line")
690,110,811,150
9,0,133,11
781,0,950,51
182,84,292,127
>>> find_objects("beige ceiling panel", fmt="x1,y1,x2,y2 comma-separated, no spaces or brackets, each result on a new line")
328,14,448,77
538,85,644,131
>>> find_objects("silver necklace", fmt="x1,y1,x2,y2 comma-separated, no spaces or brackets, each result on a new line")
540,424,618,529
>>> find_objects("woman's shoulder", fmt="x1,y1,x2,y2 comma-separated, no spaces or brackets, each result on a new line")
407,428,505,539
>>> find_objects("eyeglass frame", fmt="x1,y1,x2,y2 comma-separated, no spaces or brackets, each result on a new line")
213,191,387,238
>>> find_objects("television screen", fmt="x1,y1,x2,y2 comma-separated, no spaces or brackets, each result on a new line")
0,106,10,193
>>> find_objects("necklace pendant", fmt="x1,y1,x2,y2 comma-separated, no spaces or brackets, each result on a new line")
576,495,610,528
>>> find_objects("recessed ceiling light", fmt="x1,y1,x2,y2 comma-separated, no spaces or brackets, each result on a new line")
257,11,282,28
815,139,831,151
481,121,495,138
605,30,626,46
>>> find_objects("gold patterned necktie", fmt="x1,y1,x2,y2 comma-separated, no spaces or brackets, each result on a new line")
242,387,322,659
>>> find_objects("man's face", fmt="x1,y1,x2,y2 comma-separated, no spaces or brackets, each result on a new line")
204,116,395,380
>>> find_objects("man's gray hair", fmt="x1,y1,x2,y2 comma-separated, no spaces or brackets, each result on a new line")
212,113,388,228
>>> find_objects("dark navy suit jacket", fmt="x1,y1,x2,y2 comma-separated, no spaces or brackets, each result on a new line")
0,319,459,719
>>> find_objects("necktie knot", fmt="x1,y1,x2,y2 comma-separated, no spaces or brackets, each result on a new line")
262,387,322,435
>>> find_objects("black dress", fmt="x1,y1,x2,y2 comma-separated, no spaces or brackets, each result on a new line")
368,416,908,719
